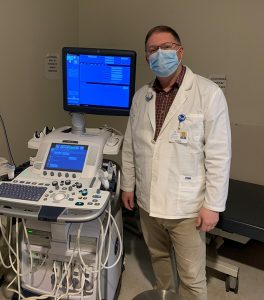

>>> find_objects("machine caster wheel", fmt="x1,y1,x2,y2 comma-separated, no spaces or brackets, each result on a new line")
225,275,239,294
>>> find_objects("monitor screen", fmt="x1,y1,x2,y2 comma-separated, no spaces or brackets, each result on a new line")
62,47,137,116
44,143,88,173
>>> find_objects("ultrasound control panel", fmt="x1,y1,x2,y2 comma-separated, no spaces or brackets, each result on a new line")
0,128,114,222
0,177,109,210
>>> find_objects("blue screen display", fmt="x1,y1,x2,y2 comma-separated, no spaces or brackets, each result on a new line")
66,54,132,108
44,143,88,172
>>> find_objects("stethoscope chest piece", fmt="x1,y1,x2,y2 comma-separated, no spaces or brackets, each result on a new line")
145,89,153,101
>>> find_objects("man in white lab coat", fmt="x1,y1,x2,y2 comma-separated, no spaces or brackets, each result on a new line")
121,25,231,300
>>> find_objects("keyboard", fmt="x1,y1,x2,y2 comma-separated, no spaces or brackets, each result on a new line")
0,182,47,201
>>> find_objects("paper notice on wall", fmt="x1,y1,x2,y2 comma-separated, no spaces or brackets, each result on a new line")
208,74,226,94
45,53,60,79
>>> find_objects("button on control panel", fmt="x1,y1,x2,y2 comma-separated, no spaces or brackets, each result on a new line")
42,170,78,180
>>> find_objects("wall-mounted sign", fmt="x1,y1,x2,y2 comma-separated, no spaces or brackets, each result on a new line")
45,53,60,79
208,74,226,94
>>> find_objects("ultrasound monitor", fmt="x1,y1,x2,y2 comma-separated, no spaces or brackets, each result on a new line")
62,47,137,116
44,143,88,173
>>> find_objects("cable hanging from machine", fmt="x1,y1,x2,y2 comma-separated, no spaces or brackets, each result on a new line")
0,113,16,167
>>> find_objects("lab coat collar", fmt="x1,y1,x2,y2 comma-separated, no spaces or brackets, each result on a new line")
147,79,156,132
157,67,194,136
146,67,194,135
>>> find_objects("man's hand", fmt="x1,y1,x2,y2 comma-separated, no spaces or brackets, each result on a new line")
196,207,219,232
122,191,135,211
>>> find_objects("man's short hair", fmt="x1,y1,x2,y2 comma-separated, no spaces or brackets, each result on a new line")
145,25,182,48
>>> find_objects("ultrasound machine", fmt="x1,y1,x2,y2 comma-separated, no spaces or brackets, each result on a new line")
0,47,136,300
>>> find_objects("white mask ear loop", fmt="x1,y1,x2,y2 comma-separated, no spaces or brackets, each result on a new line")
175,47,182,65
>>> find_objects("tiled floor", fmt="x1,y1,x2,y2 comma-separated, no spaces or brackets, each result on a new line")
119,229,264,300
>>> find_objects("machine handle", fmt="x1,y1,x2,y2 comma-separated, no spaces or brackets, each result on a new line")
0,197,109,223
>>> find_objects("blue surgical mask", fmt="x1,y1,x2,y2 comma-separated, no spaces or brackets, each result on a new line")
149,49,181,77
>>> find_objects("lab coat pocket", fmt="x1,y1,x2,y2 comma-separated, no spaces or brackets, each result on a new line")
186,114,204,142
179,175,205,211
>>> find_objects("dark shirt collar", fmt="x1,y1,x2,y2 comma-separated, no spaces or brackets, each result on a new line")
153,65,186,93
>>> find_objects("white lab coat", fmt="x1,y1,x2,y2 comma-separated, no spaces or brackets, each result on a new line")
121,67,231,219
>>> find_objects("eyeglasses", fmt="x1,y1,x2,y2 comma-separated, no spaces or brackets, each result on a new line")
146,42,181,56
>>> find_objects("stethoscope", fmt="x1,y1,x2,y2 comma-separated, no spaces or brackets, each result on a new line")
145,87,154,101
145,85,187,127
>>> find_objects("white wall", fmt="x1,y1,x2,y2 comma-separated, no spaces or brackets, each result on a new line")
78,0,264,185
0,0,78,165
0,1,263,185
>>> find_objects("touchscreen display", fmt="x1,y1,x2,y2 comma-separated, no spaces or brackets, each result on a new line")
44,143,88,172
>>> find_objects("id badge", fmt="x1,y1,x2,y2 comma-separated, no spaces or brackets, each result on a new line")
169,130,188,144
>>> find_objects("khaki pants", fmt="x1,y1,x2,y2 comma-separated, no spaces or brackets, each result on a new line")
139,208,207,300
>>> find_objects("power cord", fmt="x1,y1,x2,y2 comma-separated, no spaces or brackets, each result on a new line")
0,113,16,167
